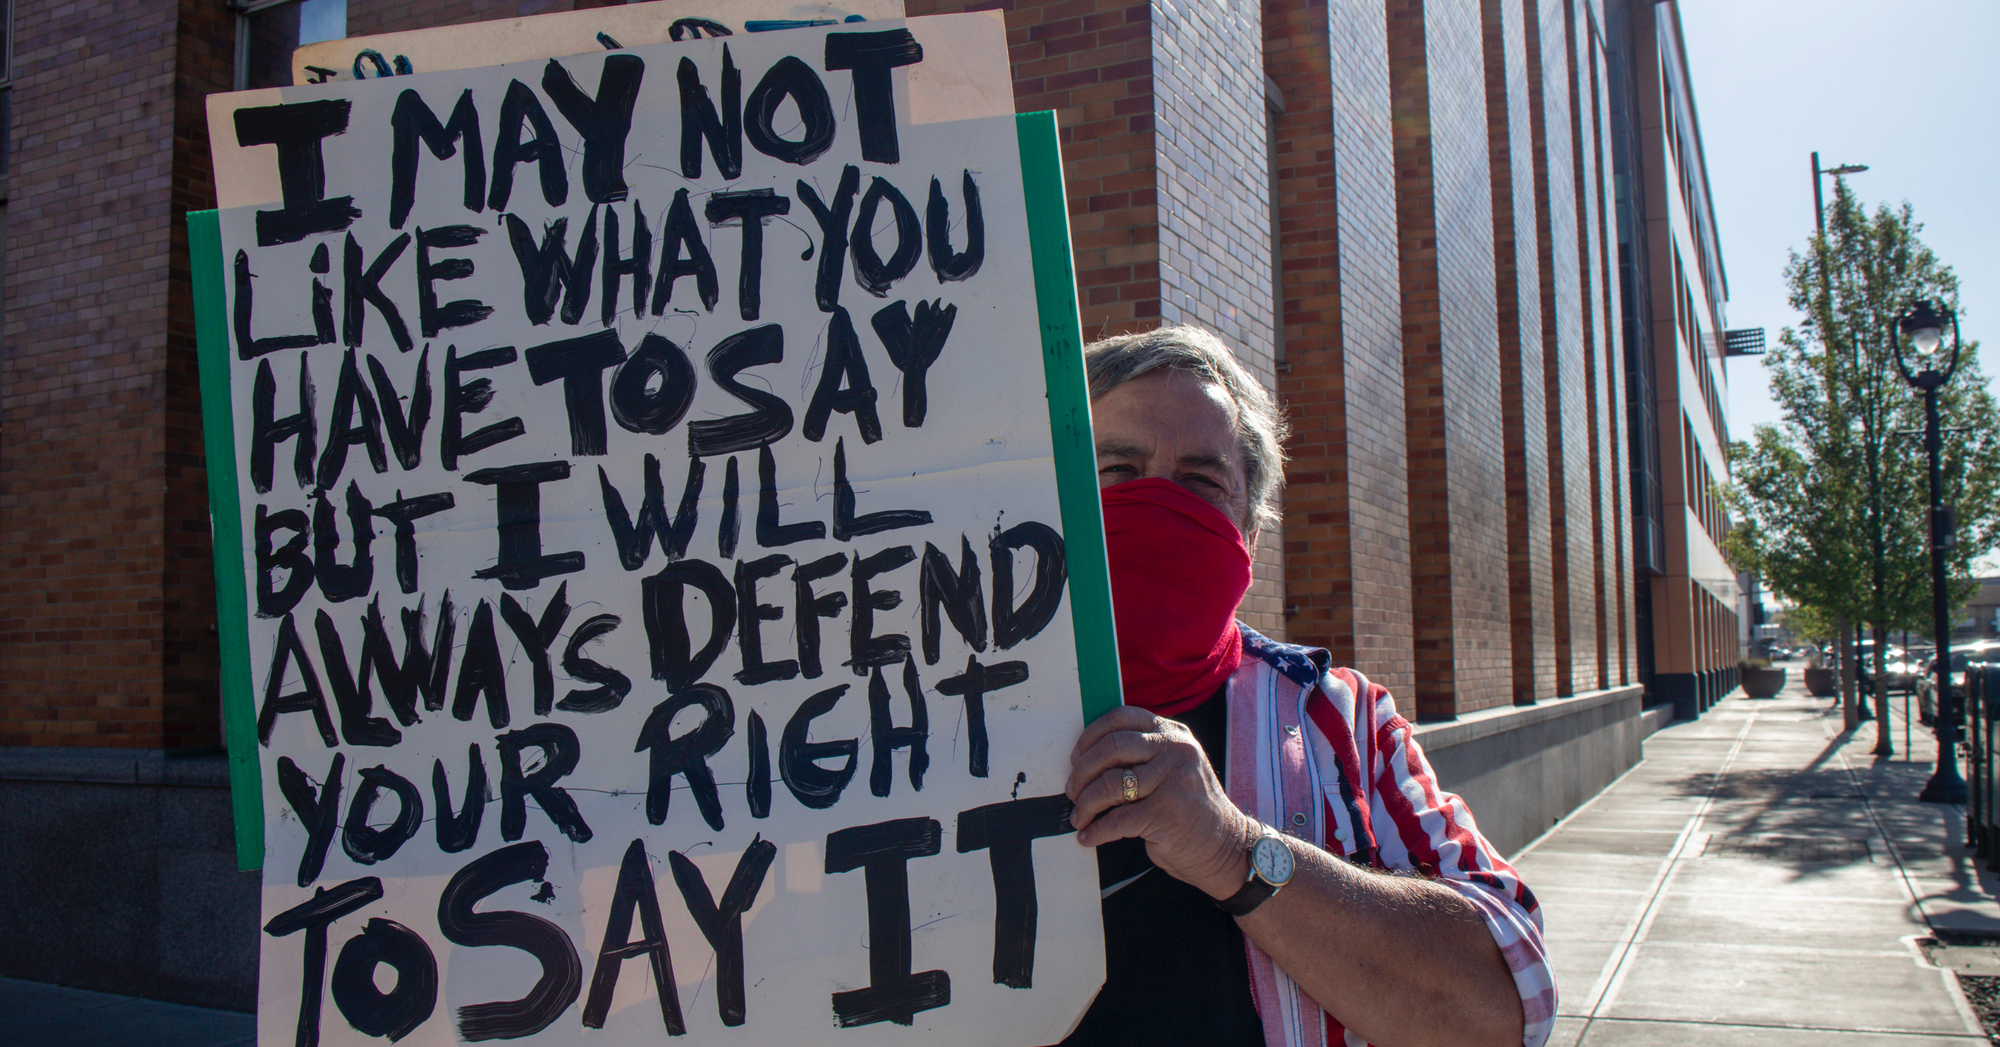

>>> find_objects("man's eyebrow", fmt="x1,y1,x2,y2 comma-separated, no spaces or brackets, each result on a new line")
1095,440,1147,457
1179,450,1233,471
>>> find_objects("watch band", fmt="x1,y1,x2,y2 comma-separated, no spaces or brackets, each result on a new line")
1215,872,1279,916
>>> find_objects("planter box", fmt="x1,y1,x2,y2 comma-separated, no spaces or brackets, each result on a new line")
1804,667,1839,697
1742,667,1787,699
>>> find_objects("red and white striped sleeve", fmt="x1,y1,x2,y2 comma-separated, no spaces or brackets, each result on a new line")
1335,669,1557,1047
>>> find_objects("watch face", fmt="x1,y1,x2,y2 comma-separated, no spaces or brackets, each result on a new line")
1253,834,1294,885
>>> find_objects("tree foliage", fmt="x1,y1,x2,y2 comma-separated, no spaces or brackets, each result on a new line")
1724,182,2000,660
1774,603,1837,647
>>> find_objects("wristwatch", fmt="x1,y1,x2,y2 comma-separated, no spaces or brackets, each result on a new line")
1215,824,1295,916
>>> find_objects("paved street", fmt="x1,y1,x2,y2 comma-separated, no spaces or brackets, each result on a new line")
7,665,2000,1046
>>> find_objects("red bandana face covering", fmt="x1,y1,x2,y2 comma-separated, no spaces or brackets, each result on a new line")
1101,478,1252,716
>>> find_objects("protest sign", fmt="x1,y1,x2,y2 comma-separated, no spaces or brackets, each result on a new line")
192,14,1115,1046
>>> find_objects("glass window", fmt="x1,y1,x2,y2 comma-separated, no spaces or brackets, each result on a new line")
242,0,347,90
298,0,347,47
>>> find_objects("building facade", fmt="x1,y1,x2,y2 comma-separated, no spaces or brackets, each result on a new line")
0,0,1737,1006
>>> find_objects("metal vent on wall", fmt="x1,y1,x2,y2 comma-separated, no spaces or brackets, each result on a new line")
1724,328,1767,357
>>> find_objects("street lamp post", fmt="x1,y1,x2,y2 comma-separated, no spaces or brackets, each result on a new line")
1810,152,1873,727
1895,300,1967,804
1812,152,1869,234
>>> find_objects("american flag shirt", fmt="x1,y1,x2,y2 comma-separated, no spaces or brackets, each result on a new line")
1225,627,1556,1047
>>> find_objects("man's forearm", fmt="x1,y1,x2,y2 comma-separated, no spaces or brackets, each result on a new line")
1226,835,1526,1047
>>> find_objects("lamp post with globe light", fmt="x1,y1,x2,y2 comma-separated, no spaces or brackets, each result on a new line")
1895,299,1967,804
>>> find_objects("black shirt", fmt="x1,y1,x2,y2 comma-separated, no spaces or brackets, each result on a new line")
1060,689,1266,1046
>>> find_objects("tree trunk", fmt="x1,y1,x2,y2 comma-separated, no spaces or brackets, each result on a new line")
1872,622,1893,757
1840,617,1859,731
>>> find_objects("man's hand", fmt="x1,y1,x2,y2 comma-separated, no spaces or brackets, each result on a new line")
1066,704,1529,1047
1064,705,1259,901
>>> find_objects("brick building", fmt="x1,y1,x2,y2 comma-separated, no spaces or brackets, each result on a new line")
0,0,1739,1007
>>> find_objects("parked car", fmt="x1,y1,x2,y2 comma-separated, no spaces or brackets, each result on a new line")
1881,650,1926,693
1916,641,2000,725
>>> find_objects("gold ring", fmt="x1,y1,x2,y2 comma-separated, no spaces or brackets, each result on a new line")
1121,768,1139,804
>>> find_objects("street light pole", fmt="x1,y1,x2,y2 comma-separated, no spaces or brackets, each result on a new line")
1812,152,1869,234
1810,153,1872,728
1896,300,1967,804
1814,151,1825,235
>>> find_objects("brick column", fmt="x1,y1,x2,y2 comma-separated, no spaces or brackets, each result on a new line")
1481,0,1553,705
1562,0,1608,692
1267,0,1414,695
1582,9,1634,686
1389,0,1511,720
0,0,222,748
1524,0,1587,698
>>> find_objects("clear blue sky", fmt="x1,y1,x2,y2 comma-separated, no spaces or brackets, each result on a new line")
1678,0,2000,571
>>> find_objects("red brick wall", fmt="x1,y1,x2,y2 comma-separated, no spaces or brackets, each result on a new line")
1327,0,1417,698
1,0,189,747
1529,0,1584,698
905,0,1162,339
1588,5,1633,686
1482,0,1554,705
163,0,238,744
0,0,606,750
0,0,1670,753
1265,0,1341,654
1390,0,1513,720
1270,0,1419,696
1153,1,1272,361
1562,0,1606,693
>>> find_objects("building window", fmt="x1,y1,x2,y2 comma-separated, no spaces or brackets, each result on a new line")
298,0,347,45
237,0,348,90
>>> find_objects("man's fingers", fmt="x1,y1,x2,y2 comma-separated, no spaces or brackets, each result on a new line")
1070,704,1160,762
1065,728,1164,800
1074,786,1162,845
1069,760,1162,830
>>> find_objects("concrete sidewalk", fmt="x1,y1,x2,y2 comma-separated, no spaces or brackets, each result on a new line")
9,663,2000,1047
1518,662,2000,1046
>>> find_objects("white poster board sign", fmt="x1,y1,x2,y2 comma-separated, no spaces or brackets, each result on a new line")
198,15,1110,1047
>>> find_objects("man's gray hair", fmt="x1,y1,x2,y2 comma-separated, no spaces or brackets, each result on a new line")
1084,324,1289,533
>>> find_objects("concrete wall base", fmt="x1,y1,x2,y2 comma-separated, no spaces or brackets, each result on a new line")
1639,701,1677,739
1415,685,1649,857
0,747,257,1010
1652,672,1699,722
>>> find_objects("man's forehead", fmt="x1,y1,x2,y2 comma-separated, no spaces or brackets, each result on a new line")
1094,373,1241,456
1095,436,1234,467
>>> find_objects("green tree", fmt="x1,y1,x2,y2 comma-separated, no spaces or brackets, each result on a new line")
1725,181,2000,747
1775,603,1837,648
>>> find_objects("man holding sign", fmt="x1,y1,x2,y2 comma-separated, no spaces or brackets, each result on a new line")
194,11,1544,1047
1061,326,1553,1047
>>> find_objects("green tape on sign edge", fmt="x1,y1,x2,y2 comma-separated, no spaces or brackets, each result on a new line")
1016,111,1122,725
189,208,264,871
